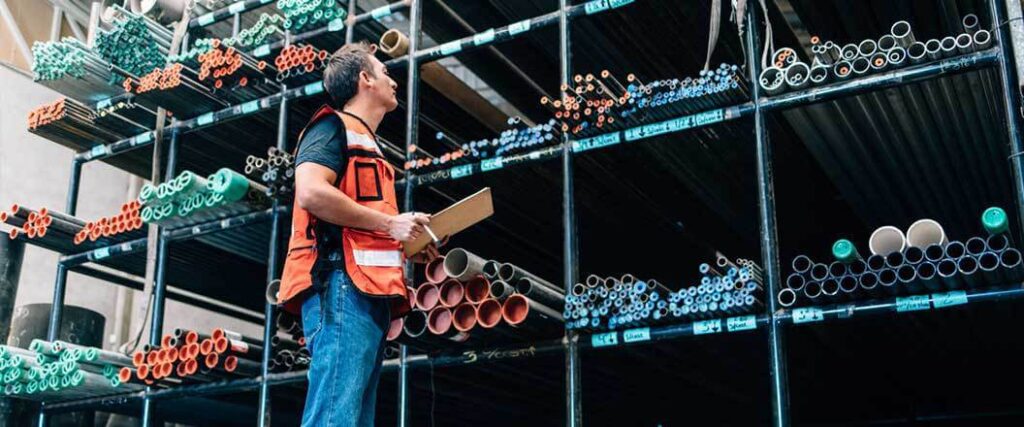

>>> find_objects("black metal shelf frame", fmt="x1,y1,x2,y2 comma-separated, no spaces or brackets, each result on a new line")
30,0,1024,426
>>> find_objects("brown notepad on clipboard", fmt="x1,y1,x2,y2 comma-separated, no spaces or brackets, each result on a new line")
403,187,494,256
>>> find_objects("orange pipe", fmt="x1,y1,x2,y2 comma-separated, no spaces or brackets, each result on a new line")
475,299,503,328
224,355,238,373
204,353,219,369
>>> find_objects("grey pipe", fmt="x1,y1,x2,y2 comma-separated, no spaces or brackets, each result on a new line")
878,35,897,52
925,39,942,60
870,52,889,71
965,237,988,256
973,29,992,49
945,240,966,259
803,281,822,299
852,57,871,75
887,47,907,67
963,13,980,35
759,67,785,94
891,21,915,48
833,60,853,79
859,271,879,292
986,234,1010,252
937,258,960,289
791,255,813,274
821,278,840,298
810,263,829,281
866,254,886,271
940,36,957,57
957,256,980,287
916,261,941,290
443,248,488,281
878,269,898,291
1000,248,1023,281
978,251,1002,285
858,39,878,57
841,43,859,60
482,260,501,280
907,42,927,63
809,65,829,84
838,275,858,294
786,273,806,291
489,280,514,299
498,262,562,292
515,278,564,308
956,33,974,54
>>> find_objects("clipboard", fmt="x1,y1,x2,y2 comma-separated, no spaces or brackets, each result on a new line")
403,187,494,256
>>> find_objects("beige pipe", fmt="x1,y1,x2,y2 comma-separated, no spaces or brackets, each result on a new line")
380,29,509,132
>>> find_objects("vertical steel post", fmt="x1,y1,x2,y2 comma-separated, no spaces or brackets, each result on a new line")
345,0,358,44
993,0,1024,241
399,1,422,426
745,5,790,427
259,84,289,427
559,1,582,426
43,157,81,360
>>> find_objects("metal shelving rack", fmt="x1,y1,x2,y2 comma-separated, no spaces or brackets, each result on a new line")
22,0,1024,426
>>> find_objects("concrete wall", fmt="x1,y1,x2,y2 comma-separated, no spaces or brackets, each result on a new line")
0,64,261,351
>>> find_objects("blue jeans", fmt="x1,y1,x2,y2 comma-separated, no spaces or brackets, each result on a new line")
301,269,390,427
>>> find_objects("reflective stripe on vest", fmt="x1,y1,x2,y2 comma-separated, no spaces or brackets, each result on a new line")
352,249,403,267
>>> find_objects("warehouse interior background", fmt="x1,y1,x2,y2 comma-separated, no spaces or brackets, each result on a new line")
1,0,1024,426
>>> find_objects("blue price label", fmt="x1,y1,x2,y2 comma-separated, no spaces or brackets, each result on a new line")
473,29,496,46
509,19,532,35
135,132,152,144
96,98,112,109
622,327,650,343
197,13,215,26
304,82,324,95
572,132,621,152
480,157,504,171
260,0,273,3
693,319,722,335
92,247,110,260
584,0,610,14
197,112,215,126
228,2,246,14
932,291,968,309
726,315,757,332
896,295,931,312
371,5,392,20
440,41,462,55
792,307,824,324
450,165,473,179
241,100,260,114
253,45,270,57
89,145,109,158
591,332,618,347
609,0,635,8
327,18,344,32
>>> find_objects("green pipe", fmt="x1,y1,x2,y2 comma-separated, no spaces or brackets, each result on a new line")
982,206,1009,235
832,239,860,263
209,168,251,202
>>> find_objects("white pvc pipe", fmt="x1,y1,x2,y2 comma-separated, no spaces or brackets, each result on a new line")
869,226,907,255
906,219,948,248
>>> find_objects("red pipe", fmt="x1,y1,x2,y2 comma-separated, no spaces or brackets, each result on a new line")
204,353,219,369
200,339,214,355
438,279,465,308
386,318,404,341
118,367,133,383
464,275,490,304
426,307,453,335
425,256,447,284
224,355,238,373
501,294,530,326
414,283,440,311
132,351,145,367
176,361,188,377
214,337,229,354
452,303,477,332
476,299,503,328
136,364,149,380
186,358,198,375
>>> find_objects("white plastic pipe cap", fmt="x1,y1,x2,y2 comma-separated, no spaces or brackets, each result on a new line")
869,226,907,255
906,219,947,248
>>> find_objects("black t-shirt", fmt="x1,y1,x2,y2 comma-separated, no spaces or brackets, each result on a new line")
295,114,347,257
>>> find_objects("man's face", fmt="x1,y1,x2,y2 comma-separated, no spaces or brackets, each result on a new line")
364,55,398,111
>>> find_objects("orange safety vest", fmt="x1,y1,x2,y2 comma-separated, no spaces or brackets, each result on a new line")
279,105,410,318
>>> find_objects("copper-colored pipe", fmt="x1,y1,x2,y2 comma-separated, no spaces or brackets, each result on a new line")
166,347,178,362
223,355,238,373
132,351,145,367
200,339,214,355
214,337,229,354
386,318,404,341
426,307,453,335
204,353,219,369
438,279,465,308
136,364,149,380
185,330,199,345
175,361,188,377
475,299,503,328
414,283,440,311
464,275,490,304
118,367,133,383
501,294,563,326
146,351,159,365
452,303,477,332
425,256,447,284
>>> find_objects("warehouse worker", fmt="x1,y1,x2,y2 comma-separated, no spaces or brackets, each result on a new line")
278,41,440,427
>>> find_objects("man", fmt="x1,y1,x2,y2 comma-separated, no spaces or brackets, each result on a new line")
278,41,438,427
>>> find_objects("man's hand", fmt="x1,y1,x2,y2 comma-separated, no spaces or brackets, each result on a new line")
386,212,430,242
409,236,448,264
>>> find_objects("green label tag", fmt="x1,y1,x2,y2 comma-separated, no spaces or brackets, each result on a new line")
241,100,260,114
693,319,722,335
609,0,635,8
327,18,344,32
473,29,496,46
440,41,463,55
371,5,392,20
92,247,110,260
253,44,271,57
450,165,473,179
96,98,112,109
304,82,324,95
792,307,824,324
572,132,621,152
591,332,618,347
509,19,532,35
584,0,610,14
896,295,931,312
89,145,109,158
135,132,152,144
931,291,968,309
197,112,214,126
197,13,215,26
228,2,246,14
727,315,757,332
622,327,650,343
480,157,504,171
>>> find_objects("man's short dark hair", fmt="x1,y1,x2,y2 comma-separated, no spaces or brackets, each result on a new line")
323,41,377,108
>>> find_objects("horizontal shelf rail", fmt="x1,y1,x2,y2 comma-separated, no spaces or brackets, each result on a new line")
248,0,411,57
190,0,274,29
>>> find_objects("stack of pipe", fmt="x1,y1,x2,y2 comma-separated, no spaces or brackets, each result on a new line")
123,62,229,117
94,8,170,77
72,201,144,245
224,13,286,48
405,118,560,172
778,208,1023,307
276,0,345,31
2,205,87,242
31,38,122,101
27,98,129,147
545,64,747,136
760,15,992,95
268,43,328,83
565,254,764,331
196,39,275,94
0,341,140,399
93,97,155,136
138,168,270,227
269,314,309,372
121,328,262,387
394,248,564,346
244,146,295,198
